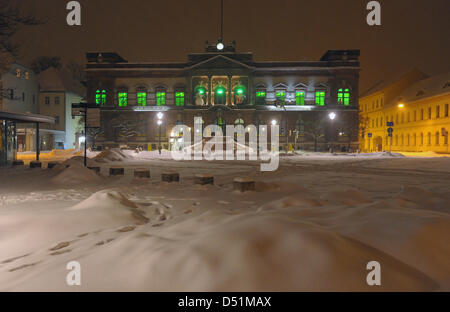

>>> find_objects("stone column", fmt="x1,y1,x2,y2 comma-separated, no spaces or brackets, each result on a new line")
208,75,212,106
248,75,253,105
228,74,232,106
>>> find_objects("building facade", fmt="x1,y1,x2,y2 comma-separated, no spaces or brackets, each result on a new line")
360,70,450,153
0,63,39,152
38,68,84,150
84,44,360,152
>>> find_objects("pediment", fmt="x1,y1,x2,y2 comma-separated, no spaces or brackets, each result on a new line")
188,55,253,70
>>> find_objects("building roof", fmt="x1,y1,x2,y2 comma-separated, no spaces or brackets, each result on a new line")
38,67,85,96
394,72,450,104
0,110,55,123
360,68,427,97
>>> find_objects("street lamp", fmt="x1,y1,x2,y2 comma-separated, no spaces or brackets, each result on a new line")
328,112,336,153
271,119,277,126
398,103,405,108
157,113,164,154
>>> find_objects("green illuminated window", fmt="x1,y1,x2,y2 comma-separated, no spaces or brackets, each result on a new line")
296,91,305,105
315,91,325,106
156,92,166,106
137,92,147,106
338,88,350,106
276,91,286,100
256,91,266,105
96,89,106,106
175,92,185,106
118,92,128,107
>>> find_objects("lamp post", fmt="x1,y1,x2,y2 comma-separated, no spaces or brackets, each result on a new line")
328,112,336,153
157,112,163,155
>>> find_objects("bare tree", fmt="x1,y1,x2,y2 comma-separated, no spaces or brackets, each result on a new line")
0,0,43,73
30,56,62,74
304,115,325,152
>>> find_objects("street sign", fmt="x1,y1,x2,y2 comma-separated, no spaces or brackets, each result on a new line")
368,133,372,138
388,127,394,133
387,122,394,127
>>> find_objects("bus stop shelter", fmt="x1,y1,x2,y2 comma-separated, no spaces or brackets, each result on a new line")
0,111,55,166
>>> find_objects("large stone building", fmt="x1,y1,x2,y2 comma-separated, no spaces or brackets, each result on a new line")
84,43,360,152
360,69,450,153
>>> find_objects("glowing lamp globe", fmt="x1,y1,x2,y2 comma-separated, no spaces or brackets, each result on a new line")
217,42,224,50
329,112,336,120
157,112,164,119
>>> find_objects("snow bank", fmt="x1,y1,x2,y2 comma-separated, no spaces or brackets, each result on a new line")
51,159,103,185
94,148,133,163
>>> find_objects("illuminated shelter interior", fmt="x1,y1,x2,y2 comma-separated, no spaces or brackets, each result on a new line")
0,111,55,166
83,44,361,152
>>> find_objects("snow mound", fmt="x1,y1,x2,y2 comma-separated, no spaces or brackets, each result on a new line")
51,160,103,185
70,190,149,225
94,148,133,163
80,214,439,291
357,152,405,158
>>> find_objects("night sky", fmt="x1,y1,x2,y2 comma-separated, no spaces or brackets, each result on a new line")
13,0,450,92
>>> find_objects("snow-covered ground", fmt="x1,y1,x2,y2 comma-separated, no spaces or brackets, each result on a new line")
0,150,449,291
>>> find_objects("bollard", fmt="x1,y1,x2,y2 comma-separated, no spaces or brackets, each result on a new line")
12,160,24,166
233,177,255,192
134,168,150,178
194,174,214,185
47,161,60,169
88,166,101,174
110,167,124,176
161,172,179,182
29,161,42,168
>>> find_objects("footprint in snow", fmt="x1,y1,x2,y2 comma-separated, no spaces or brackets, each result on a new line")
49,242,70,251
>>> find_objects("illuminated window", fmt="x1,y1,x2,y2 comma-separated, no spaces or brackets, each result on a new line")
137,92,147,106
118,92,128,107
256,91,266,105
276,91,286,103
96,90,106,106
338,88,350,105
436,105,440,118
175,92,185,106
315,91,325,106
16,69,21,78
156,92,166,106
25,72,30,80
296,91,305,105
445,104,449,117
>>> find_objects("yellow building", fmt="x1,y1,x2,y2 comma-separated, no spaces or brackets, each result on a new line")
359,70,450,154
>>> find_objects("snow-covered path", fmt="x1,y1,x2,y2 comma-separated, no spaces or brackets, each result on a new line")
0,153,449,291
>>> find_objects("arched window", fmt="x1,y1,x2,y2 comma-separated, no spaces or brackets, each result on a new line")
233,85,247,105
256,90,266,105
338,88,350,106
315,90,326,106
413,134,417,146
275,90,286,105
427,132,431,145
95,89,107,106
156,88,166,106
420,133,424,145
214,86,226,105
136,87,147,106
295,90,305,105
234,118,244,126
435,132,440,146
117,90,128,107
400,134,404,146
407,134,410,146
175,91,185,106
194,86,207,106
